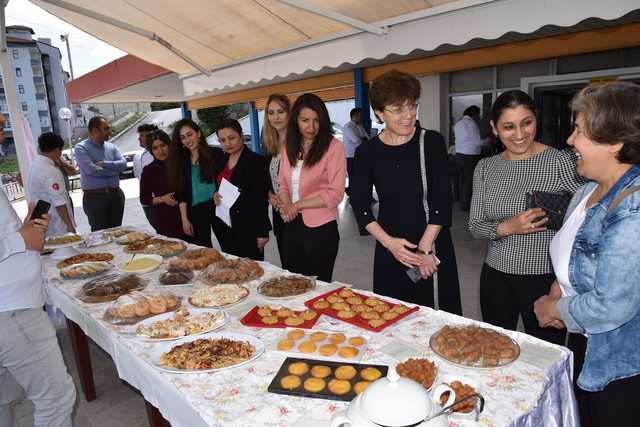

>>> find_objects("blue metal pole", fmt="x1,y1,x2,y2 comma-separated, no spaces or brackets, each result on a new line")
180,102,192,119
353,68,371,136
249,101,261,153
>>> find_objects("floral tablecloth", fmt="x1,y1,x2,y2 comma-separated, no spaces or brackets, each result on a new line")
43,234,577,427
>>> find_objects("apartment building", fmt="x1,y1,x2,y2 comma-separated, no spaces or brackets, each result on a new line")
1,25,70,149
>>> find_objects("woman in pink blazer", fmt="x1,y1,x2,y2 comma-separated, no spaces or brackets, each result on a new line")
278,93,347,281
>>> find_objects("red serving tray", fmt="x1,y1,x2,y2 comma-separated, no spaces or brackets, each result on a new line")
240,306,321,329
304,287,419,332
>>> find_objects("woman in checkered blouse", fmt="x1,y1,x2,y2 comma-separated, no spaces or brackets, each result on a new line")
469,90,586,345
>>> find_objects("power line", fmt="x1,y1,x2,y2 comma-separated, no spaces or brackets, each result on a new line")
6,14,103,42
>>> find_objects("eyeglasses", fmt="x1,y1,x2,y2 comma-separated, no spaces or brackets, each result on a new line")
384,102,420,117
101,126,111,131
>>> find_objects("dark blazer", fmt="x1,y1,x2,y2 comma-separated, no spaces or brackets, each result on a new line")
177,146,224,219
216,147,272,239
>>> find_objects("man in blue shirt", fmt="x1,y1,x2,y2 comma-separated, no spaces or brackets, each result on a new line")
74,116,128,231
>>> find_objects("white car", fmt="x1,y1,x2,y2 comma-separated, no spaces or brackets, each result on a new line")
120,151,140,179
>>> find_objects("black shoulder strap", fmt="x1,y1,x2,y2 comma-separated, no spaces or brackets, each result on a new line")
607,185,640,214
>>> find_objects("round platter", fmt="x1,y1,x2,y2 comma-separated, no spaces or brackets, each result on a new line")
122,238,166,254
99,227,131,238
56,253,115,269
128,308,230,342
148,332,264,373
188,284,250,308
115,233,151,245
256,275,316,300
429,325,521,370
59,263,112,280
144,240,188,258
117,255,163,275
44,237,85,250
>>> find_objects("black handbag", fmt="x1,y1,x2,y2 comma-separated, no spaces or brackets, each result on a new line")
525,191,572,231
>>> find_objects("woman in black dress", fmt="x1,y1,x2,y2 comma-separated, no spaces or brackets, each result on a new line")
351,70,462,314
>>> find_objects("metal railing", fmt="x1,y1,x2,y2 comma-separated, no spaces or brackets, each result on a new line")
3,181,25,201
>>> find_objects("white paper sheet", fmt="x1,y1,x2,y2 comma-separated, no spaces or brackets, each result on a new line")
215,178,240,227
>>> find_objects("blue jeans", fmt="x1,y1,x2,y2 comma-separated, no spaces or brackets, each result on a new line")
0,307,76,427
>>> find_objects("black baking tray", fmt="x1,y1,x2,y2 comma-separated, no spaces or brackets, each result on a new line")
267,357,388,401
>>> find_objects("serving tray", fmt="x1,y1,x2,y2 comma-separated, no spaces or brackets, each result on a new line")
304,287,419,332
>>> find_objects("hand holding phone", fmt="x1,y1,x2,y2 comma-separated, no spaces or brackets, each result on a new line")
405,254,441,283
30,200,51,221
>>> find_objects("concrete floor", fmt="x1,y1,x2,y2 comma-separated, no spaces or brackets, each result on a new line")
10,177,488,427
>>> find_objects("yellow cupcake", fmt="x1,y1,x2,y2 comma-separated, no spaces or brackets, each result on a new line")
276,307,295,318
313,299,330,309
298,309,318,320
262,314,279,324
257,305,272,316
339,289,354,298
382,311,399,320
391,303,410,314
360,308,379,320
285,314,305,326
374,302,391,313
346,296,363,305
326,293,341,304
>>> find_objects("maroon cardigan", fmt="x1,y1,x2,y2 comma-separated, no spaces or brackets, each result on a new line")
139,163,185,239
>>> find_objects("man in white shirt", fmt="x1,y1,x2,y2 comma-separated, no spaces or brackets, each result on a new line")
0,112,76,427
26,132,76,237
342,108,369,196
133,123,158,229
453,105,489,211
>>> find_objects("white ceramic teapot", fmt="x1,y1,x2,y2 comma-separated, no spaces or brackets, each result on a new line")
331,367,455,427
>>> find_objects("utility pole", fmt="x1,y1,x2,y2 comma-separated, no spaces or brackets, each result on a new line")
60,34,74,80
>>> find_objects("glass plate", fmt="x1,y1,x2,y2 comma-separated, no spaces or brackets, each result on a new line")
148,332,264,373
256,275,316,299
429,325,521,370
128,308,230,342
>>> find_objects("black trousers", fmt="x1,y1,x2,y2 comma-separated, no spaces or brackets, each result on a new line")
569,333,640,427
185,201,215,248
215,221,265,261
272,205,285,263
83,188,125,232
480,263,566,345
346,157,354,195
142,205,156,231
282,217,339,283
455,153,480,210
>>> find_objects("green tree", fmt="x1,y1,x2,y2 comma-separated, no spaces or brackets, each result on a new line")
196,105,232,136
151,102,181,111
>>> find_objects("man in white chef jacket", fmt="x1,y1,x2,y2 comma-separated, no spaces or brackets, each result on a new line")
0,113,76,427
26,132,76,237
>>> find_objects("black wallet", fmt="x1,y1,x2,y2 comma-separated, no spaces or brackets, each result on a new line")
525,191,572,231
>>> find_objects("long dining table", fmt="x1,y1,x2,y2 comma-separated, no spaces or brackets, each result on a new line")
43,232,578,427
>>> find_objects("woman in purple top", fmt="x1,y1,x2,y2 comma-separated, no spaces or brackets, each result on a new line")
139,130,185,239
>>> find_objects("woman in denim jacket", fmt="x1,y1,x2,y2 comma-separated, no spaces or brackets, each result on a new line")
534,82,640,427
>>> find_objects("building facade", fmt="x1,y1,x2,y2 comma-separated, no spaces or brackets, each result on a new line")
1,25,70,149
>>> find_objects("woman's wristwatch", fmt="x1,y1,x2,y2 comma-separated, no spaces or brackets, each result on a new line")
158,196,163,204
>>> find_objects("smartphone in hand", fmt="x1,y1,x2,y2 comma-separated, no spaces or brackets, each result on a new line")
31,200,51,221
406,266,422,283
405,254,441,283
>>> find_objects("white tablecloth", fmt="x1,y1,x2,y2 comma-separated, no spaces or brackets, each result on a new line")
43,240,577,427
